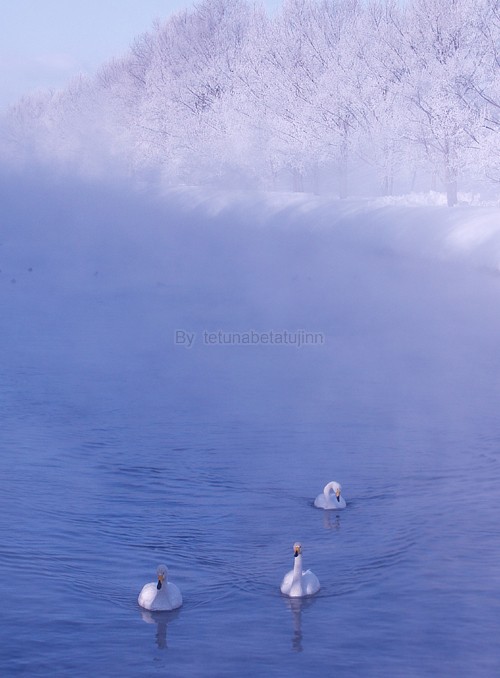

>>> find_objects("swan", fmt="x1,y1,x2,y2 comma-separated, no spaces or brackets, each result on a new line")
314,481,346,510
138,564,183,611
280,543,320,598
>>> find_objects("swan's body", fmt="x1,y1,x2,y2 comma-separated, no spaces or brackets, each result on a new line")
314,481,346,510
280,543,320,598
138,564,182,611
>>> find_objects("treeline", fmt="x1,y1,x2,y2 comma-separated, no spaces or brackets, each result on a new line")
2,0,500,204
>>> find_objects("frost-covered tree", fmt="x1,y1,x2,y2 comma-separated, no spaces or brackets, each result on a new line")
133,0,256,184
400,0,491,205
472,0,500,183
1,90,53,166
353,1,409,195
261,0,366,195
312,0,368,197
253,0,321,190
2,0,500,202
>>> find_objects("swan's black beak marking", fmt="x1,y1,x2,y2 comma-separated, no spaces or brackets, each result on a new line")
337,494,340,503
157,579,162,590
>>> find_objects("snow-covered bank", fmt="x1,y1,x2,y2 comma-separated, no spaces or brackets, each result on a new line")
3,171,500,287
163,185,500,274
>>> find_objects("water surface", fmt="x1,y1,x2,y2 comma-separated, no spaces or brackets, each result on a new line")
1,181,499,677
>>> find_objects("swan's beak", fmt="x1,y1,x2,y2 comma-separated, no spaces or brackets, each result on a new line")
335,488,341,502
294,545,301,557
157,573,165,590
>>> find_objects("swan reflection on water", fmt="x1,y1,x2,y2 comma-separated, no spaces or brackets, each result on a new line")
140,608,181,649
322,511,341,531
283,596,316,653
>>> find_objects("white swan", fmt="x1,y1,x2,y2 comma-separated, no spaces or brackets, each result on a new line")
280,543,320,598
138,564,183,611
314,481,346,510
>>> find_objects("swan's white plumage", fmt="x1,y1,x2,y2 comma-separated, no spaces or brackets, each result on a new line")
280,543,320,598
138,564,182,611
314,481,346,510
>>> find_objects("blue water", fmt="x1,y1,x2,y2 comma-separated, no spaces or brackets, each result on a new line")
1,179,500,677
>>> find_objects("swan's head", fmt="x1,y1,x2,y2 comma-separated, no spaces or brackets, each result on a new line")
325,481,342,501
293,543,302,558
156,564,168,590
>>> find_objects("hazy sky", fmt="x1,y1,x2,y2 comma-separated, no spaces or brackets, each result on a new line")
0,0,281,111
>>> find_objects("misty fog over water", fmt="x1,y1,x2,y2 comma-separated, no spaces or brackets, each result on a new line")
1,172,499,676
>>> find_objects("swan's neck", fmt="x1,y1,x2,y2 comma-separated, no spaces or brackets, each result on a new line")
324,482,340,502
324,482,336,498
293,553,303,582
